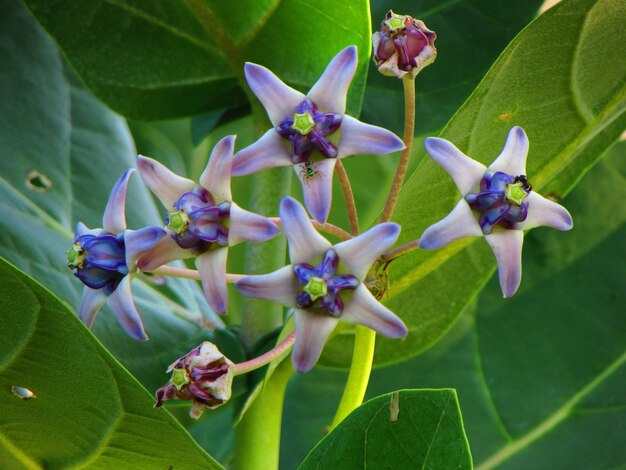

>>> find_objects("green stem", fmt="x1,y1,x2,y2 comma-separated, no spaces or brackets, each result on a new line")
233,359,294,470
329,325,376,430
380,75,416,223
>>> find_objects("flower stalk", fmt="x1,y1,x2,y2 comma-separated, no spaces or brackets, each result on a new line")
335,159,360,234
233,332,296,375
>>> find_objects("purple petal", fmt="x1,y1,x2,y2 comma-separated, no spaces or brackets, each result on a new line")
341,285,407,338
155,383,176,407
228,203,280,246
77,287,107,329
137,234,191,272
231,130,292,176
244,62,306,127
279,197,331,264
234,266,298,308
488,127,529,176
307,46,357,115
292,310,338,373
107,276,148,340
517,192,573,231
295,159,336,223
484,230,524,298
419,200,483,249
333,223,400,280
200,135,235,202
124,226,167,272
424,137,487,195
337,115,404,158
196,249,228,315
102,169,133,233
137,155,196,209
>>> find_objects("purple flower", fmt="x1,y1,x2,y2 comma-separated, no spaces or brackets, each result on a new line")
235,197,408,373
155,341,234,419
420,127,573,298
137,135,280,314
232,46,405,223
372,11,437,79
68,169,166,340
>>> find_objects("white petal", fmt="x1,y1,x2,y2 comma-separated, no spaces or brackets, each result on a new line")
107,276,148,340
228,203,280,246
292,310,338,373
485,230,524,298
231,130,292,176
234,266,298,308
279,197,331,264
196,249,229,315
137,155,195,209
136,233,191,272
77,287,107,329
338,115,405,158
342,285,407,338
424,137,486,194
517,192,573,231
124,226,167,272
295,159,336,223
74,222,101,241
419,199,482,250
244,62,306,127
334,223,400,280
102,169,133,233
488,126,529,176
200,135,235,202
307,46,357,115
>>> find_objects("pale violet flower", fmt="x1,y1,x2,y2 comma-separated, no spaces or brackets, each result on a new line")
68,169,165,340
235,197,408,373
232,46,405,223
137,135,280,314
420,126,573,297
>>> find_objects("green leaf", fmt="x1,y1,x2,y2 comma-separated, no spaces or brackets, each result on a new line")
0,257,222,469
23,0,371,120
320,0,626,367
363,0,544,135
299,390,472,469
0,0,220,392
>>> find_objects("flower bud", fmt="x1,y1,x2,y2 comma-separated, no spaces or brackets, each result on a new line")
372,10,437,79
155,342,235,419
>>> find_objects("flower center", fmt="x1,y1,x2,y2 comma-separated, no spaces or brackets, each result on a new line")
384,13,406,32
67,242,86,269
465,171,532,234
170,367,191,391
277,99,343,164
167,209,190,235
293,248,359,317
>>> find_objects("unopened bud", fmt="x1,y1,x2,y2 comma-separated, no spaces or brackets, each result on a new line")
372,10,437,79
155,342,234,419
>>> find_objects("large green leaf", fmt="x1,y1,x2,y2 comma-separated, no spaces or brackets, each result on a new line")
299,390,472,469
0,258,221,469
23,0,371,120
280,144,626,468
320,0,626,367
363,0,543,135
0,0,221,392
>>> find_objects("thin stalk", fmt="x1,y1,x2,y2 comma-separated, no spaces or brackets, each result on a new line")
233,332,296,375
380,75,416,223
148,265,244,282
329,325,376,430
335,159,360,234
271,217,353,241
383,239,420,262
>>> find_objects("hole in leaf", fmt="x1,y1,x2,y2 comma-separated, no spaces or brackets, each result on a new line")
25,170,52,192
11,386,36,400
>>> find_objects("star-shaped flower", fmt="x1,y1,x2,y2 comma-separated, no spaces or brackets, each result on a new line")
137,135,280,314
68,169,165,340
420,127,574,297
235,197,408,373
232,46,405,223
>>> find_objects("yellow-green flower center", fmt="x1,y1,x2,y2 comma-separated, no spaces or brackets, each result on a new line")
505,182,528,206
291,111,316,136
170,367,190,391
67,242,85,269
303,276,328,301
168,210,190,235
385,14,406,31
